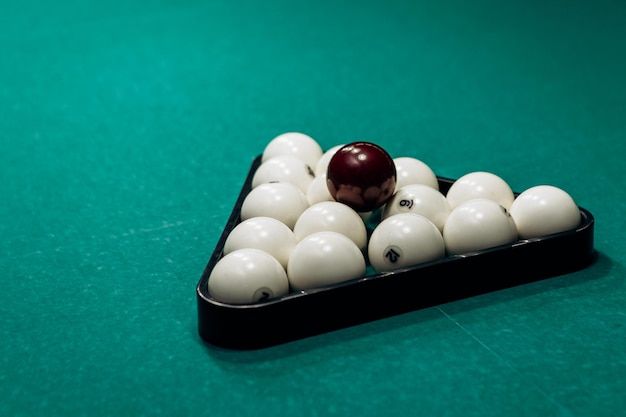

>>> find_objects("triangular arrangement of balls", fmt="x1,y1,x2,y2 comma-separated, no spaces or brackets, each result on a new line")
207,132,584,305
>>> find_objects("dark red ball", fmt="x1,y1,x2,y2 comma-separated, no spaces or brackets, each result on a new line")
326,141,396,212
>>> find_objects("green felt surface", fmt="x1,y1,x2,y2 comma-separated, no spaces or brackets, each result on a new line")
1,0,625,416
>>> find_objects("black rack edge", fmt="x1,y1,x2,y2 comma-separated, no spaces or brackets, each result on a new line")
196,155,596,350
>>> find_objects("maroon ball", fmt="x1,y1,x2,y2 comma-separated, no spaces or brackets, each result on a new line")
326,142,396,212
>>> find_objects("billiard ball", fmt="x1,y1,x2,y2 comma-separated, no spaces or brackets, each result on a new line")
510,185,581,239
314,144,345,176
305,174,335,205
368,213,445,272
240,181,309,229
262,132,324,169
293,201,368,249
252,155,316,194
393,157,439,191
446,171,515,210
382,184,451,232
287,231,366,291
443,198,518,255
208,248,289,304
223,217,298,269
326,141,397,212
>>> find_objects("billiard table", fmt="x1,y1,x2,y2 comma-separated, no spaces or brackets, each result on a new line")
2,1,625,416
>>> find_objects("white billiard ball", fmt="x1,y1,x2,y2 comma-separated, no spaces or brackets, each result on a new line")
208,248,289,304
223,217,298,269
393,157,439,190
510,185,581,239
368,213,445,272
357,210,374,222
287,231,366,291
446,171,515,210
252,155,316,193
240,181,309,229
443,199,518,255
306,174,335,205
262,132,324,169
293,201,367,249
315,144,345,176
382,184,451,232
